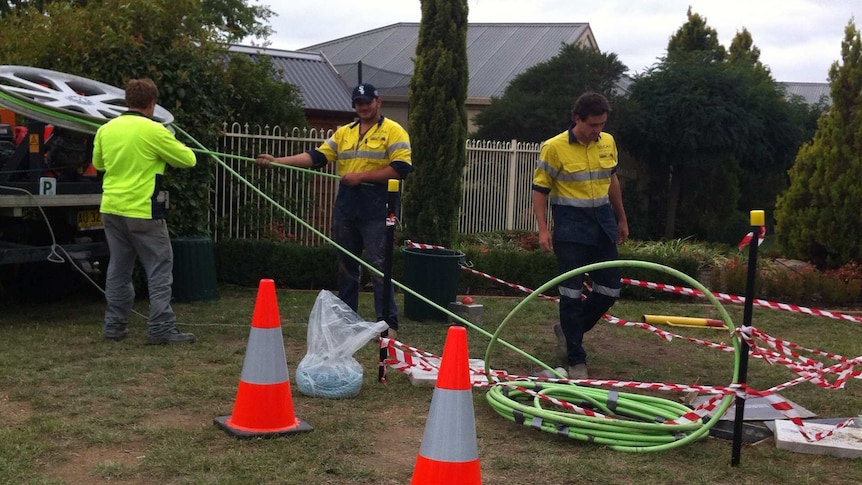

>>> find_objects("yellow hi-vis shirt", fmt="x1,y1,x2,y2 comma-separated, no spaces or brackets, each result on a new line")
532,129,618,208
314,116,412,175
532,129,619,244
310,116,412,220
92,112,196,219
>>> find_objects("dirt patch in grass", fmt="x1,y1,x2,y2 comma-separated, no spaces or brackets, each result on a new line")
361,407,423,480
589,323,682,371
0,393,33,427
511,316,688,376
47,442,148,485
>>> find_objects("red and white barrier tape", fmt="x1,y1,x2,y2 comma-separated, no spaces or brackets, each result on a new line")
404,240,446,250
738,225,767,251
461,266,560,302
381,333,857,440
401,239,861,441
623,277,862,324
408,240,862,326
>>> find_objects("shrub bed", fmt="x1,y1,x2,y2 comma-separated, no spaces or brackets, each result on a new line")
215,234,862,307
216,239,339,289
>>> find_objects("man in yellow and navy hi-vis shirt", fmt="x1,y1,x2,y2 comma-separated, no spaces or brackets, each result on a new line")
532,92,629,380
92,78,197,345
257,83,411,337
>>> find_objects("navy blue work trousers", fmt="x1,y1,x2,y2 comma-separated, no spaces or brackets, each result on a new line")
332,217,398,330
554,240,621,365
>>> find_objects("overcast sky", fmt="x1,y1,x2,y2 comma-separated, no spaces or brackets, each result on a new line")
254,0,859,83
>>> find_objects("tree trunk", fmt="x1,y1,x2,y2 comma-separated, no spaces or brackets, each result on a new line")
664,164,684,239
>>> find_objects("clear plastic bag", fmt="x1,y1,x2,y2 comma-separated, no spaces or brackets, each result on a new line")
295,290,389,399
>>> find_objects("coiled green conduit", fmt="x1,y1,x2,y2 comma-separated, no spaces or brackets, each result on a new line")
484,260,740,452
0,87,742,452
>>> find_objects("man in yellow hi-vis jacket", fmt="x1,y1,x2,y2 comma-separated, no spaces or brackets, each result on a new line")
93,78,197,345
257,83,412,337
532,92,629,380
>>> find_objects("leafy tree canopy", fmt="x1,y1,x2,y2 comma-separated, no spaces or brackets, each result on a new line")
667,6,726,63
728,28,768,76
472,43,626,142
618,8,816,241
0,0,305,236
0,0,300,126
623,57,803,173
775,20,862,268
0,0,273,42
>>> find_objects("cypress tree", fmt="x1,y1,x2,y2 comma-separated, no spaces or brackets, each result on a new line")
402,0,469,247
775,20,862,268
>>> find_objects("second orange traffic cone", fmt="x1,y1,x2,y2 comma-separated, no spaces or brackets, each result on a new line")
410,325,481,484
214,279,312,438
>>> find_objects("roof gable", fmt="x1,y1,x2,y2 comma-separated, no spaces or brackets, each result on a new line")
301,22,595,99
229,45,353,113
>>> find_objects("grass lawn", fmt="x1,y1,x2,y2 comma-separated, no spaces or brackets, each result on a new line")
1,283,860,484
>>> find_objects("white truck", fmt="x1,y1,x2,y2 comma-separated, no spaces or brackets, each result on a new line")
0,66,174,300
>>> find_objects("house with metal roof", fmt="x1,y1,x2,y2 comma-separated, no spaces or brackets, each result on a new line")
230,26,830,133
300,22,597,130
781,82,831,106
228,45,355,131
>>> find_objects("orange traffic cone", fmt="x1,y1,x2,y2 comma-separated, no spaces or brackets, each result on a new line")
411,326,481,484
214,279,313,438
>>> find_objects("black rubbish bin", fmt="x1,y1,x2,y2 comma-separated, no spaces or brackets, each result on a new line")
171,237,218,302
402,247,464,321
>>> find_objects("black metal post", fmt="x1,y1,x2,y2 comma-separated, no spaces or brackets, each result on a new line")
731,210,764,466
378,179,399,383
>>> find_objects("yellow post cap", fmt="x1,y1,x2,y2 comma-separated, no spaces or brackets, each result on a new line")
750,210,765,226
388,179,400,192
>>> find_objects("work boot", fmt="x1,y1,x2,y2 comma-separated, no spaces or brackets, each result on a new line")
146,328,196,345
104,327,129,341
553,323,567,362
535,366,568,379
567,363,588,380
387,328,398,341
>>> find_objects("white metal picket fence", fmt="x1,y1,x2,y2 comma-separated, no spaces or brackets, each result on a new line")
213,123,542,245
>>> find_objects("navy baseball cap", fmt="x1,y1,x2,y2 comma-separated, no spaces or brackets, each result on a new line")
352,83,379,104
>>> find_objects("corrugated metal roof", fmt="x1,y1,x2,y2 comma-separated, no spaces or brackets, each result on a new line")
302,23,593,99
229,45,353,113
781,82,831,106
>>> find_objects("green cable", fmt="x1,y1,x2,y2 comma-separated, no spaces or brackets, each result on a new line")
187,131,741,452
2,87,740,452
188,148,341,180
177,127,543,361
486,381,702,445
484,259,739,452
0,90,104,130
0,86,512,344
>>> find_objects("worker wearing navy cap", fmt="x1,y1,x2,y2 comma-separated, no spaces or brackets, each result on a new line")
256,83,411,337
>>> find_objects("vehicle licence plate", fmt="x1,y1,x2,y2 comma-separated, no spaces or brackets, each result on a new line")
77,209,103,230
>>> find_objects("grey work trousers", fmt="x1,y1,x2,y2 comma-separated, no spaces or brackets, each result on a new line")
102,213,177,337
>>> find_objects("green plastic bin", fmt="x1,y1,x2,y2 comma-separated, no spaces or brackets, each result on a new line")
171,237,218,302
402,247,464,321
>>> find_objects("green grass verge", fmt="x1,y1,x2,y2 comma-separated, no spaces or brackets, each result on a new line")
0,286,860,484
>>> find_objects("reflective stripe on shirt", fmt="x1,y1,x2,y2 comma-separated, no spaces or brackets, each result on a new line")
317,116,412,176
532,129,617,209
